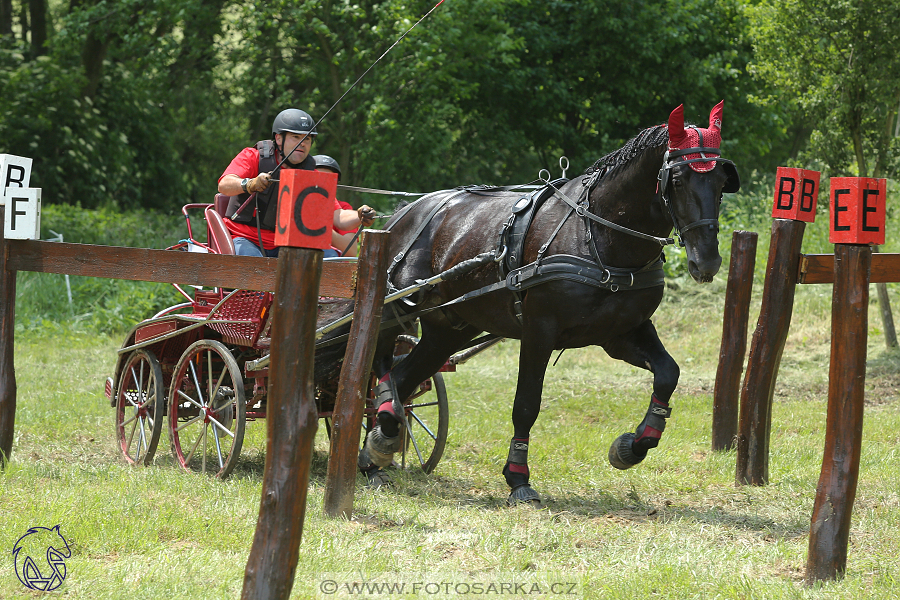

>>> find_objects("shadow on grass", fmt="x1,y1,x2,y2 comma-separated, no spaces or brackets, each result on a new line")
361,467,809,541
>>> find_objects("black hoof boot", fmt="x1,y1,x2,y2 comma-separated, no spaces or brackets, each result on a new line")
361,426,402,468
360,465,393,489
507,484,542,508
608,432,646,470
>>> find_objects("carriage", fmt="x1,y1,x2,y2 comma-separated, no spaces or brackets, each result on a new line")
105,195,469,479
107,101,739,508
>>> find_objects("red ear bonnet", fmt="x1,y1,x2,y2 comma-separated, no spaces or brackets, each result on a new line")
667,100,724,173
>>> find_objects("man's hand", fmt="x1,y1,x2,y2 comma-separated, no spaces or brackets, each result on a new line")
357,205,377,227
247,172,272,193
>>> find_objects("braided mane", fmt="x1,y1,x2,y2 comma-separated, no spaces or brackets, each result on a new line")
583,124,669,175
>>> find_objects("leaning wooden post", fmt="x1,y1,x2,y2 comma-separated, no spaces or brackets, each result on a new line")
806,176,884,583
735,219,804,485
736,168,819,485
242,170,335,600
712,230,757,451
0,206,17,468
324,230,389,518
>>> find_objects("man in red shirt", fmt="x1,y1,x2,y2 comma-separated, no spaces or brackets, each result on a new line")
218,108,374,257
314,154,360,257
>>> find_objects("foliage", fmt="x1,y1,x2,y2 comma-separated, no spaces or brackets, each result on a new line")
1,0,831,217
748,0,900,178
14,204,185,333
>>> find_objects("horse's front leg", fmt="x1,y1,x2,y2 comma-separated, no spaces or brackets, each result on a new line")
504,319,555,508
602,318,680,470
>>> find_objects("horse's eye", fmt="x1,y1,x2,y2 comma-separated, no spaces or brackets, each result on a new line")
672,177,683,187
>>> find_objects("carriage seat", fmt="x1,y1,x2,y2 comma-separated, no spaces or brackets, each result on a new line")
214,193,230,217
206,199,235,255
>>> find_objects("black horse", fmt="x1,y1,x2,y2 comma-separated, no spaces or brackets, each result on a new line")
325,102,740,506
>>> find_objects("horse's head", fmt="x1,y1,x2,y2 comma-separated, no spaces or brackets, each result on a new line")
662,101,740,283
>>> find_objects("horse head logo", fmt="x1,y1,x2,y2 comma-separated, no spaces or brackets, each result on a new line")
12,525,71,591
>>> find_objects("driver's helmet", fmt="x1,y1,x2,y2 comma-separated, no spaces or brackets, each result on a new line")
272,109,317,137
313,155,341,181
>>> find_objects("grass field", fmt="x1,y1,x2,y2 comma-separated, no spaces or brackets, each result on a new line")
3,264,900,599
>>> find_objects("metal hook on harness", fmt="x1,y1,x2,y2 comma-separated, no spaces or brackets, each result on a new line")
538,169,551,184
559,156,569,179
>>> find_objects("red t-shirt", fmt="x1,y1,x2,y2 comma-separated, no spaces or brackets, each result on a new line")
219,147,341,250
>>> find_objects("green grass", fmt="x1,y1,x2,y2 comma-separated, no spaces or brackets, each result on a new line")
3,274,900,599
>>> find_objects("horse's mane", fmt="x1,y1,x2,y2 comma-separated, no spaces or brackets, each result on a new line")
583,124,669,175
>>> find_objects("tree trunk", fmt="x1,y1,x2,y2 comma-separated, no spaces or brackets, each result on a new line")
850,112,897,348
28,0,46,56
167,0,228,91
81,31,109,99
18,0,28,44
1,0,12,37
872,246,898,348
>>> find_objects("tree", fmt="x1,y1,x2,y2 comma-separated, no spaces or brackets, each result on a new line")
749,0,900,347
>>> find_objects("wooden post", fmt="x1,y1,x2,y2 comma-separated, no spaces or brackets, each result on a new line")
735,219,805,485
712,230,758,451
324,231,389,518
242,247,322,600
0,206,17,468
806,244,871,583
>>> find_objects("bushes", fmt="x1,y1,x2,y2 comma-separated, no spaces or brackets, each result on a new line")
14,205,187,334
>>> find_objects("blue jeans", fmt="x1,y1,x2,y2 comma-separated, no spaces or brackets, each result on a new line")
233,236,339,258
233,236,280,257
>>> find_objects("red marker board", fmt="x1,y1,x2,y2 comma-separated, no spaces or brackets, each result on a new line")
771,167,819,222
275,170,338,249
829,177,886,245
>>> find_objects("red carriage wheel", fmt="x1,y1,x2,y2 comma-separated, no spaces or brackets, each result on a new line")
115,349,165,466
168,340,246,479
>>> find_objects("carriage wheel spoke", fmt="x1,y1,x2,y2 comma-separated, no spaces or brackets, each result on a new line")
120,408,139,428
175,413,205,433
209,416,236,438
177,388,204,410
188,360,207,408
212,423,225,469
125,416,138,458
202,424,208,473
184,422,206,466
409,410,438,441
407,428,425,465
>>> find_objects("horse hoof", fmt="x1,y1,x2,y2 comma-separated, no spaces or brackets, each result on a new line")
507,484,542,508
362,467,393,489
363,427,401,468
608,432,646,470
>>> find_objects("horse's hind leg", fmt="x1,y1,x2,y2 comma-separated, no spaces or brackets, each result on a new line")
602,319,680,470
358,320,479,481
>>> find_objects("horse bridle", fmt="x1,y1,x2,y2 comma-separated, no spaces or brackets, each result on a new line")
657,127,736,247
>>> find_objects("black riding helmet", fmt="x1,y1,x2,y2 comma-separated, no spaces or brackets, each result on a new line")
272,108,317,167
272,108,317,137
313,155,342,181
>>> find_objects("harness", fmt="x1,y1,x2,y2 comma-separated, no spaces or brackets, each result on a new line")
382,143,736,325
